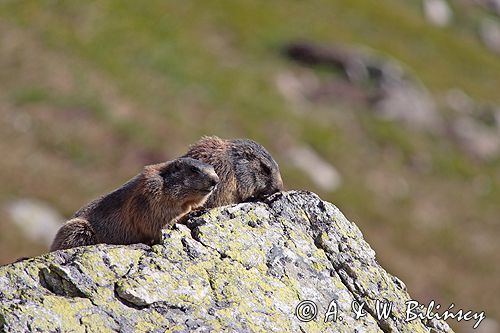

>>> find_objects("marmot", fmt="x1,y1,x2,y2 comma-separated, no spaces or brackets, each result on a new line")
50,157,219,251
183,136,283,208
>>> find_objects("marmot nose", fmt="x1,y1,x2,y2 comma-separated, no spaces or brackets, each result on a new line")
210,177,219,187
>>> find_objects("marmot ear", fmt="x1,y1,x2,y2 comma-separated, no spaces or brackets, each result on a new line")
260,161,272,175
160,161,181,178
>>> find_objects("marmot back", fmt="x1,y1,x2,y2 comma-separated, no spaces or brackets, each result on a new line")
50,157,219,251
184,136,283,208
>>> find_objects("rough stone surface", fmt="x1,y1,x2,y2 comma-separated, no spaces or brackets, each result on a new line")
0,191,454,332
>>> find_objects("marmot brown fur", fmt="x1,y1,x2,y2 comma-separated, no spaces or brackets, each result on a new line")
183,136,283,208
50,157,219,251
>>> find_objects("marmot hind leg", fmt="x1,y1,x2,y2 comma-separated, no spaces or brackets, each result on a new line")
50,218,97,251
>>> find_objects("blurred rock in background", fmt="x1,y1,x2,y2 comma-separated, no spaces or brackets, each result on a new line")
284,41,442,132
446,89,500,160
5,199,62,248
479,18,500,54
286,144,342,192
423,0,453,27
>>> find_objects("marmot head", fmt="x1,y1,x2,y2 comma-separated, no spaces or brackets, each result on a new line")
230,139,284,202
183,136,284,206
157,157,219,203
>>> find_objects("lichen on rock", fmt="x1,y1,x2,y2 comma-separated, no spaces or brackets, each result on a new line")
0,191,454,332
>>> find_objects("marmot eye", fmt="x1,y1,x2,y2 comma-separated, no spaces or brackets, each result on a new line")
190,166,199,173
169,163,181,174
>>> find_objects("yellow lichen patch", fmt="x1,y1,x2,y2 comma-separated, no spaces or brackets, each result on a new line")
105,247,144,272
34,295,93,332
164,324,187,332
73,253,117,285
80,313,117,333
132,310,170,332
206,259,300,329
185,260,216,281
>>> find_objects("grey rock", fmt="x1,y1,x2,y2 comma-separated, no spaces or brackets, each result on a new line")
451,112,500,160
445,88,475,114
283,41,441,133
0,191,454,332
446,89,500,160
479,18,500,54
286,145,342,191
423,0,453,27
374,79,441,132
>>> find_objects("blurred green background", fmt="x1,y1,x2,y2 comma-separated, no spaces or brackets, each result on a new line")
0,1,499,332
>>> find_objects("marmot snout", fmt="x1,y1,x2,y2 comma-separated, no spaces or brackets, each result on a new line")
50,157,218,251
184,136,283,208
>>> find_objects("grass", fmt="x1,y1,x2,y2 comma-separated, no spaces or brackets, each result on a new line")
0,1,499,331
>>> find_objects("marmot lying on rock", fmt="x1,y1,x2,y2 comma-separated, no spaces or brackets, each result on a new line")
50,158,219,251
50,136,282,251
